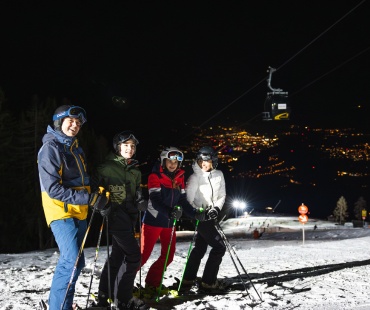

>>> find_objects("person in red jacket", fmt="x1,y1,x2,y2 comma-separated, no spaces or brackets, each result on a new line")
140,147,204,293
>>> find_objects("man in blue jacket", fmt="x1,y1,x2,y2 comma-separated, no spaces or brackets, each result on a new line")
38,105,107,310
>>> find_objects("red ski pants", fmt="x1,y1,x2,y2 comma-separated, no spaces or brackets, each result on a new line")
140,224,176,287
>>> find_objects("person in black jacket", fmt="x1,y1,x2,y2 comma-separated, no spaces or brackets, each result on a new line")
93,131,148,310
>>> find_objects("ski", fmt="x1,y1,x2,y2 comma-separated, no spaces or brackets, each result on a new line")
133,276,265,309
143,291,207,310
143,289,253,310
83,293,114,309
38,298,109,310
177,290,250,298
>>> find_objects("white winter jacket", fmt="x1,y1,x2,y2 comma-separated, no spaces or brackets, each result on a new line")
185,161,226,210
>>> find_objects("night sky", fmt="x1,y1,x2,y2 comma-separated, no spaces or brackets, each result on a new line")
1,1,370,145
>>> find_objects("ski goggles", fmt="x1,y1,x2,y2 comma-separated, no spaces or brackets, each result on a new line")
198,153,214,161
166,151,184,161
116,131,139,145
53,106,87,125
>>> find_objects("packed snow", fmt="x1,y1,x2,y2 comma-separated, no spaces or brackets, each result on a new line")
1,216,370,310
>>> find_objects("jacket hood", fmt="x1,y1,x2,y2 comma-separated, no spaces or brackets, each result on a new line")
151,161,163,174
105,151,139,168
192,160,212,176
42,125,76,146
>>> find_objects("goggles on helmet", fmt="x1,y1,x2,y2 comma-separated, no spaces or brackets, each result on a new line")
115,131,139,145
198,153,213,161
166,151,183,161
53,106,87,125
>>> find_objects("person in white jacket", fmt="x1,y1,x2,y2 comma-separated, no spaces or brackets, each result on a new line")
182,146,227,290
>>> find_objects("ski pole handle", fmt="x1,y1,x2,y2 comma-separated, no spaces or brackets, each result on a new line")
171,205,182,220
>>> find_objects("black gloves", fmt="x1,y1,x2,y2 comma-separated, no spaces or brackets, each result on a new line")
99,204,111,217
194,207,206,221
137,199,148,212
135,189,148,212
207,206,220,220
89,188,110,216
171,206,183,220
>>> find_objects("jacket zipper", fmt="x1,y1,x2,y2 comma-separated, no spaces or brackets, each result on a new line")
68,140,85,186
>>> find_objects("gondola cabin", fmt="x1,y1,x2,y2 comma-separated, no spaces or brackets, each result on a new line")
263,91,290,121
262,67,290,121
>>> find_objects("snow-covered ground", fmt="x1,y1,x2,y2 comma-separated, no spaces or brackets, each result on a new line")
1,216,370,310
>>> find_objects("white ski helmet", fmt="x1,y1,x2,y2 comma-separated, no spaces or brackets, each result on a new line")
160,146,184,168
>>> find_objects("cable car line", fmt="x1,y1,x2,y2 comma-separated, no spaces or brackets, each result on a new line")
176,1,367,142
198,0,366,128
196,76,266,129
290,46,370,98
275,0,367,72
242,44,369,126
236,45,370,128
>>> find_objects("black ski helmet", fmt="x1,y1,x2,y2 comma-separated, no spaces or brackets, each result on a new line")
196,146,218,169
52,105,87,131
113,131,139,154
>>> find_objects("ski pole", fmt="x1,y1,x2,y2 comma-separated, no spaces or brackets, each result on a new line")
60,187,109,309
177,209,203,292
217,221,257,284
216,221,249,292
138,210,143,298
86,217,105,309
156,217,178,302
105,215,113,309
60,207,98,310
216,222,253,294
216,221,263,302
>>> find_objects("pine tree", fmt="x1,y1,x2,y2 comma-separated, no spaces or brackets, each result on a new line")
353,196,367,221
0,88,17,252
6,96,57,252
333,196,349,224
